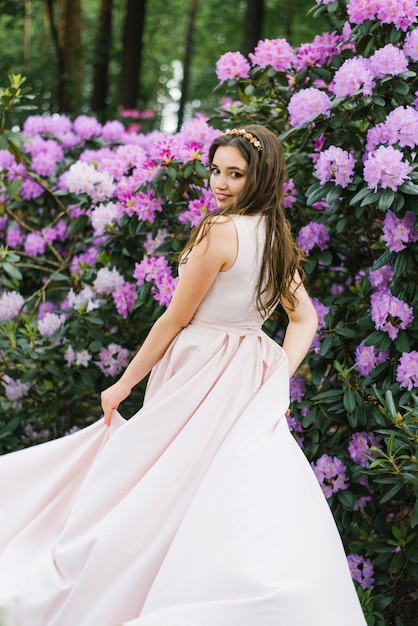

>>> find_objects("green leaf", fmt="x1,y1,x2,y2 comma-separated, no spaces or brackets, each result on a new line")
50,272,68,281
2,261,22,281
411,499,418,528
380,481,404,504
378,189,395,211
194,161,209,179
70,214,89,235
399,181,418,195
343,388,357,412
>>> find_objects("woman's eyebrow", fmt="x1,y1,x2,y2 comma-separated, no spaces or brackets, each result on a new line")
211,162,246,172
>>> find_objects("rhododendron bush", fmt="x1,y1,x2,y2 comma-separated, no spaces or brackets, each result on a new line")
1,0,418,621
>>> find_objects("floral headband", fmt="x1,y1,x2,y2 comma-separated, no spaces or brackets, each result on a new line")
223,128,263,152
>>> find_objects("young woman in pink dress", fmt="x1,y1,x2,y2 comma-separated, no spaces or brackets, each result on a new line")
0,125,366,625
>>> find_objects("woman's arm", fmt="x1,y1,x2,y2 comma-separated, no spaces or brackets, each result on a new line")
101,217,237,425
280,272,318,378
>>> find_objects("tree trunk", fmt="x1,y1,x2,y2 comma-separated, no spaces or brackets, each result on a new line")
177,0,199,131
45,0,82,113
243,0,264,56
284,0,295,43
118,0,147,110
91,0,113,116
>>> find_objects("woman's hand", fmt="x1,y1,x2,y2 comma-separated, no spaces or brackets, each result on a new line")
101,380,132,426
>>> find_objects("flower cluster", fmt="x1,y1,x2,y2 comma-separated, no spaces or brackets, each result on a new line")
382,210,418,252
347,554,375,590
215,51,251,82
396,351,418,391
348,431,380,467
366,106,418,151
370,291,414,340
249,38,293,72
363,146,411,192
0,291,25,321
297,222,330,255
2,375,32,402
133,255,178,307
314,146,356,188
347,0,418,31
312,454,349,499
95,343,130,377
331,57,374,97
288,88,332,127
354,340,388,377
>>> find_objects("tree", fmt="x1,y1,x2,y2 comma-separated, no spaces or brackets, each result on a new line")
91,0,114,117
45,0,82,113
243,0,264,56
177,0,199,130
118,0,147,110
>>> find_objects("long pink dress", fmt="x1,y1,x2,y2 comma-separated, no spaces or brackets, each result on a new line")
0,215,366,626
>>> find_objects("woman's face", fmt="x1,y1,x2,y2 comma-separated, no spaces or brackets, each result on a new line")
210,146,248,210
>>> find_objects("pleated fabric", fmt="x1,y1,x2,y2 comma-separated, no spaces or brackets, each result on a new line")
0,215,366,625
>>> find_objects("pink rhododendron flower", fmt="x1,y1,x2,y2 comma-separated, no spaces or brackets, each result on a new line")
314,146,356,188
404,28,418,61
38,312,64,336
93,267,125,295
331,57,374,97
178,190,217,227
0,291,25,320
112,282,137,318
249,38,293,72
363,146,411,191
282,179,297,208
73,115,102,140
95,343,130,377
369,264,394,290
90,202,122,236
24,232,47,257
288,88,331,126
215,51,251,82
2,375,32,402
368,44,408,78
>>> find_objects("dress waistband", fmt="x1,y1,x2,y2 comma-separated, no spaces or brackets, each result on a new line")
189,317,262,335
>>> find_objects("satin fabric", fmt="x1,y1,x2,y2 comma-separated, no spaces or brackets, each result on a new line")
0,215,366,625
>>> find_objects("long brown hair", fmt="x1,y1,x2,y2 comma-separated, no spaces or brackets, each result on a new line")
181,124,305,315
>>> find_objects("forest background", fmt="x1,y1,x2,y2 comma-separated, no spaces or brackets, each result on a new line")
0,0,322,131
1,1,418,626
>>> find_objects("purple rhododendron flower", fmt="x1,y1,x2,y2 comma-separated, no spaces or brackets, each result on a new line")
347,554,375,590
93,267,125,295
24,232,47,257
367,106,418,151
363,146,411,192
73,115,102,140
290,376,305,403
369,264,394,290
314,146,356,188
38,312,64,336
215,51,251,82
288,88,331,127
396,351,418,391
348,431,380,467
312,454,349,499
382,210,418,252
297,222,330,255
347,0,418,31
354,340,388,377
249,38,293,72
370,290,414,340
2,375,32,402
179,190,217,227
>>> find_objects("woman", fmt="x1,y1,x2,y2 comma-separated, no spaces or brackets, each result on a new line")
0,125,366,625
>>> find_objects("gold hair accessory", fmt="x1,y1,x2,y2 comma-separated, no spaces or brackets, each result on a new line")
223,128,263,152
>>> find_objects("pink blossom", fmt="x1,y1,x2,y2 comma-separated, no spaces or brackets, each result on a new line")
369,44,408,78
283,179,297,208
101,120,126,142
215,51,251,82
249,38,293,72
312,454,349,499
288,88,331,126
348,431,381,467
73,115,102,140
95,343,130,377
144,229,170,255
2,375,31,402
369,264,394,290
24,136,64,177
90,202,122,236
178,190,217,226
331,57,374,97
0,291,25,320
112,282,137,318
314,146,356,188
404,28,418,61
363,146,411,191
38,312,64,336
24,232,47,256
347,554,375,590
122,190,163,223
93,267,125,295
